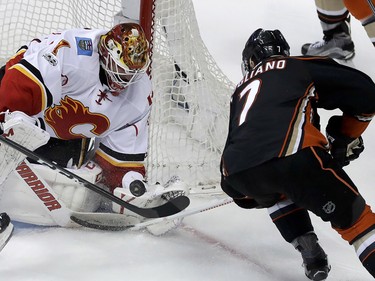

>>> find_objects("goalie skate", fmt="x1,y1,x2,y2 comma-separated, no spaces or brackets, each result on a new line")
0,212,13,252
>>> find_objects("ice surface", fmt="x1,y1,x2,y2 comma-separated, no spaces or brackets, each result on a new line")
1,0,375,280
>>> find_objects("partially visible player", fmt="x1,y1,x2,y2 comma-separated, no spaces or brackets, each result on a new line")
221,28,375,280
302,0,375,59
0,22,188,235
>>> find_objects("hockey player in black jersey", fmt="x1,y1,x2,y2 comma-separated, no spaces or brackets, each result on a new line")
220,28,375,280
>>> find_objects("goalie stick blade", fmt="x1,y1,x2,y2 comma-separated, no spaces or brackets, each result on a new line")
70,214,131,231
128,195,190,219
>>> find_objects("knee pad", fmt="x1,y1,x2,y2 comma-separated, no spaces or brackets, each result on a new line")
336,205,375,245
331,195,366,229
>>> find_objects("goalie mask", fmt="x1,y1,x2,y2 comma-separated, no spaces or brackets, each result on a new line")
241,28,290,73
98,23,150,93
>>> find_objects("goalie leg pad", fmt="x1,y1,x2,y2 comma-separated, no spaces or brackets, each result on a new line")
0,161,103,226
33,161,103,213
146,177,189,235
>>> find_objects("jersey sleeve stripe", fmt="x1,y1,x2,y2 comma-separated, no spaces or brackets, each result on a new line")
95,149,145,168
9,60,53,110
97,142,145,161
279,84,315,157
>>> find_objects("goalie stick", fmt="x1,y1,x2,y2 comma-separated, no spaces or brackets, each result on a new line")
0,134,190,218
70,197,234,231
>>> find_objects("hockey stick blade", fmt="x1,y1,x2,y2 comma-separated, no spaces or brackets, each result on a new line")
70,213,134,231
0,135,190,218
70,196,190,230
70,197,233,231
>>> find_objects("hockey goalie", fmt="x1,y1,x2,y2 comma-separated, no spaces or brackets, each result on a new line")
0,22,189,241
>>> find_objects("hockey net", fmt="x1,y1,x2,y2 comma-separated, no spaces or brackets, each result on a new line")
0,0,234,194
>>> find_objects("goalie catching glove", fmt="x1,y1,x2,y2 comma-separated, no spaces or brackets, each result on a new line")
113,173,190,235
326,116,365,167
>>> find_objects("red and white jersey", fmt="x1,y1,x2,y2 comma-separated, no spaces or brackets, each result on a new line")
0,28,153,189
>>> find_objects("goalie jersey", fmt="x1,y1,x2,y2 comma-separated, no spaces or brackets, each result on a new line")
0,28,153,189
221,56,375,176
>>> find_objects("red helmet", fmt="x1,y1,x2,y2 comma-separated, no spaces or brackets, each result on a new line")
98,23,150,93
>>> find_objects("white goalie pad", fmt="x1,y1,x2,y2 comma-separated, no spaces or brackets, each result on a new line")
0,112,50,186
0,161,103,226
113,176,189,214
146,176,190,235
113,175,190,235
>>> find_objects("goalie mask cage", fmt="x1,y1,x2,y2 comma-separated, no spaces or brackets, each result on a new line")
0,0,234,193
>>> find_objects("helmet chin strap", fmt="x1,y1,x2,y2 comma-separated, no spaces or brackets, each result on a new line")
249,58,256,69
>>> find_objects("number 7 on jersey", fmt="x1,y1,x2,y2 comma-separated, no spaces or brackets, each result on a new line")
238,79,261,126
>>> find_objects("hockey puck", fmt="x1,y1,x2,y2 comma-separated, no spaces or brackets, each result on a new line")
129,180,146,197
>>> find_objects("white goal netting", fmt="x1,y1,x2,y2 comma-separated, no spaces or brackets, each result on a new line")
0,0,234,193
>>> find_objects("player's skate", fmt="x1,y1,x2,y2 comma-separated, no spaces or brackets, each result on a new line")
0,212,14,252
301,19,355,60
292,232,331,281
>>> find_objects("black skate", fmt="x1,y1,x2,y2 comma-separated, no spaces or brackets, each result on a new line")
301,17,355,60
301,33,355,60
0,212,14,252
292,232,331,281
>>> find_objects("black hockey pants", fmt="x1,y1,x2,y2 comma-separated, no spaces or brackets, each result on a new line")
223,146,366,231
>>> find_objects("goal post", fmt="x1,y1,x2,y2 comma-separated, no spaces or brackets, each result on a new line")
0,0,234,193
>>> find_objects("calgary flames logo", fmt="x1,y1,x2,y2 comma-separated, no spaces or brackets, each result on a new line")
45,96,110,139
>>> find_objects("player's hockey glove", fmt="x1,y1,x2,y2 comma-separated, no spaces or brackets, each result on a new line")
326,116,364,167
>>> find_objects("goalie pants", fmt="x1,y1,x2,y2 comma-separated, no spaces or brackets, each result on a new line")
223,146,375,277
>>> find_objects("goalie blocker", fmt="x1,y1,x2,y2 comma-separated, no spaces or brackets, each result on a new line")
0,111,50,186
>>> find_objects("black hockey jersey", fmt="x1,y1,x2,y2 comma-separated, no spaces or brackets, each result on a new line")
221,56,375,176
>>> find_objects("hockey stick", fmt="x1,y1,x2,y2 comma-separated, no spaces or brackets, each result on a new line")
0,135,190,218
70,197,234,231
129,196,233,231
367,0,375,15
